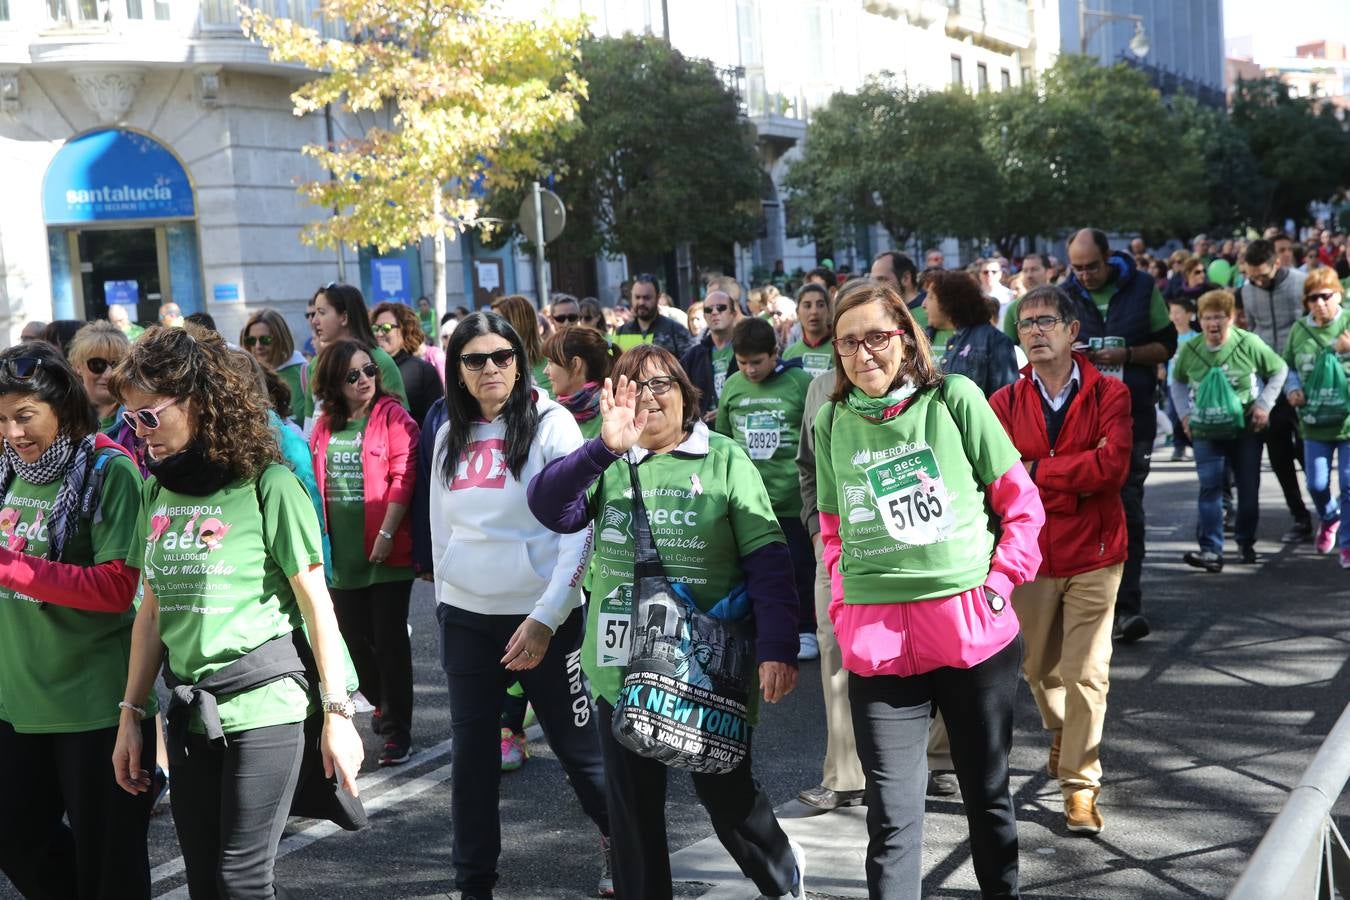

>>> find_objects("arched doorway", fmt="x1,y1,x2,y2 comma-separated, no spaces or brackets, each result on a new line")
42,128,203,325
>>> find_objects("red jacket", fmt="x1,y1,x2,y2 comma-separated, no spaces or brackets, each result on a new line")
310,395,419,568
988,353,1132,578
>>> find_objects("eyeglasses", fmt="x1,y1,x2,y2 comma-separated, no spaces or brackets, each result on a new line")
84,357,119,375
832,329,905,357
552,313,580,324
633,376,676,396
5,357,43,379
243,335,274,348
461,349,517,371
371,323,398,336
705,304,731,313
122,398,177,432
345,362,380,384
1309,291,1340,303
1015,315,1065,333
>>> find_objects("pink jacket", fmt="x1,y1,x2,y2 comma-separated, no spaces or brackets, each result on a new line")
821,462,1044,678
310,395,419,568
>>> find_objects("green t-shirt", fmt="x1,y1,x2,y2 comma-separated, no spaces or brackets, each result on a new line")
532,357,552,396
1283,312,1350,441
782,338,835,378
278,361,305,422
578,415,603,440
0,454,149,733
303,345,408,421
1088,282,1171,332
128,465,325,734
714,366,814,519
929,329,955,367
98,412,118,432
582,431,783,715
814,375,1020,604
1173,329,1286,411
711,344,736,400
1002,297,1023,343
324,419,411,588
909,300,929,331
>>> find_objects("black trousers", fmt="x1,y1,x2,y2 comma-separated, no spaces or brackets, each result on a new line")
1115,439,1152,620
0,718,156,900
1266,395,1310,524
595,699,796,900
780,516,818,633
849,636,1023,900
170,721,305,900
437,604,609,894
331,579,414,745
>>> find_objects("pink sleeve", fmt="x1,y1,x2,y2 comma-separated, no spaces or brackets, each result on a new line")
820,511,846,622
984,463,1045,598
0,554,139,613
385,405,419,506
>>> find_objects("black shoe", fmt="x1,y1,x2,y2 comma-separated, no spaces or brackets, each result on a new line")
928,770,959,796
379,740,412,767
1183,550,1224,573
1281,520,1314,543
1114,614,1151,643
797,784,865,810
1223,510,1235,534
460,892,493,900
1237,544,1257,564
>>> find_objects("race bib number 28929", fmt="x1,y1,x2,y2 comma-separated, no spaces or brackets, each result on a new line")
864,446,954,545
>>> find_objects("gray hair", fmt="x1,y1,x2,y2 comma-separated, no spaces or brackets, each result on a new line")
1018,285,1079,324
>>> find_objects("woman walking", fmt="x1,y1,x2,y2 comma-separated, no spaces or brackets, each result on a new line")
241,309,307,423
430,312,611,899
814,279,1044,899
310,339,419,766
922,270,1020,397
371,301,444,427
0,342,155,899
542,325,621,440
304,283,408,423
110,324,363,900
528,344,806,900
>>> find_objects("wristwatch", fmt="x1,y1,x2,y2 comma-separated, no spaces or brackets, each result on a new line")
321,694,356,719
984,588,1007,615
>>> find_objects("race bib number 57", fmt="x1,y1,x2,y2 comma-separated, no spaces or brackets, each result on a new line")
864,446,954,545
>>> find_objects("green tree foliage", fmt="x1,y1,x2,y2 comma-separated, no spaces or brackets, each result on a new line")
1169,94,1268,234
1230,76,1350,226
783,78,996,251
489,35,762,268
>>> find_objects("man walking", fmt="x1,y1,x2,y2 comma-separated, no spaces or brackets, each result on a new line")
1235,239,1313,543
1002,253,1052,342
680,289,742,422
990,285,1133,835
1062,228,1177,643
615,273,695,357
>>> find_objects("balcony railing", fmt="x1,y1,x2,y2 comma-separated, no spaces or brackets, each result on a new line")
201,0,346,39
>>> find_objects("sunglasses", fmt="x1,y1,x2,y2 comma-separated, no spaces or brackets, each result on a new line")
84,356,119,375
122,398,177,432
5,357,43,379
705,304,731,313
345,362,380,384
372,323,399,336
460,349,517,371
552,313,580,324
1309,292,1340,303
243,335,274,348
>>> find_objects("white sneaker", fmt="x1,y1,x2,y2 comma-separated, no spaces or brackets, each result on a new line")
758,838,805,899
797,633,820,661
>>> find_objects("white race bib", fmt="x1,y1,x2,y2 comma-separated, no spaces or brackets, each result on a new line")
743,411,780,461
864,445,955,546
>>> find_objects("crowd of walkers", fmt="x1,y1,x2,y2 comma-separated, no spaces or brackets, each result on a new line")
2,223,1348,900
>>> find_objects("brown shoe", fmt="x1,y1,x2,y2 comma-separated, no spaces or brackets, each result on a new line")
1048,732,1062,779
1065,788,1104,835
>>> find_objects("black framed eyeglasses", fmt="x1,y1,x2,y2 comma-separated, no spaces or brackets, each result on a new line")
345,362,380,384
122,398,178,432
633,376,676,396
1015,315,1064,333
832,329,905,357
460,349,517,371
243,335,275,348
552,313,580,324
84,357,119,375
5,357,43,379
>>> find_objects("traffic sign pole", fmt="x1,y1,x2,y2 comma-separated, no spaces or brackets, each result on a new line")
533,181,549,307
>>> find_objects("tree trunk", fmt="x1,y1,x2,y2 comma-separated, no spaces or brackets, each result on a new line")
432,191,448,338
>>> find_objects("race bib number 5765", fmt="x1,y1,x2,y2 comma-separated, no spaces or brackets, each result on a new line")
864,446,954,545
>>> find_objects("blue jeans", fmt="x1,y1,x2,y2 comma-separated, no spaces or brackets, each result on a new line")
1193,433,1264,555
1304,437,1350,548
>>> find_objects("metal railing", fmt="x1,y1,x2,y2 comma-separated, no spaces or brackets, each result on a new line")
1228,701,1350,899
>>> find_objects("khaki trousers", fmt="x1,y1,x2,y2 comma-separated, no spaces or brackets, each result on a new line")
1011,563,1123,795
813,537,866,792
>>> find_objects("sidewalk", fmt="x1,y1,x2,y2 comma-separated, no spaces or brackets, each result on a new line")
673,453,1350,899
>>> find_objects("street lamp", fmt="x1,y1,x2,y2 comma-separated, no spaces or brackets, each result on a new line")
1078,1,1150,58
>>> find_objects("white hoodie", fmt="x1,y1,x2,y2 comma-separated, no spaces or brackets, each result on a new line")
429,392,593,630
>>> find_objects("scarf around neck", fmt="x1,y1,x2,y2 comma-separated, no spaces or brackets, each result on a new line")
148,443,235,496
845,381,919,422
0,433,96,564
558,381,602,424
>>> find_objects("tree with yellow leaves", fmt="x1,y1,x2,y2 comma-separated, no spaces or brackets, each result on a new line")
243,0,587,320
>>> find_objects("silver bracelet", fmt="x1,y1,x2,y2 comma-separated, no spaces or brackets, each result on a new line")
378,529,393,541
118,700,146,719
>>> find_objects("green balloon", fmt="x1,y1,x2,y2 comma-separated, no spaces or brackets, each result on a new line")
1207,259,1232,287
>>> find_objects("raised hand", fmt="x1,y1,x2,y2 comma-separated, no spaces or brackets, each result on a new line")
600,375,649,456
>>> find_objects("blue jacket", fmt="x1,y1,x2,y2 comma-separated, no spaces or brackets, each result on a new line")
1063,251,1178,443
939,323,1019,398
411,397,448,575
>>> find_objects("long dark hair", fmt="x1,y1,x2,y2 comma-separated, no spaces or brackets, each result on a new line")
317,283,379,348
313,340,388,432
0,342,97,441
439,312,540,486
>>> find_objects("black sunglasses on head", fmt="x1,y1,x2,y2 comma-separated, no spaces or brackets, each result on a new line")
345,362,380,384
460,349,517,371
5,357,43,379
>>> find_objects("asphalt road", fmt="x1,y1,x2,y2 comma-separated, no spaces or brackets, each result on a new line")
4,448,1348,899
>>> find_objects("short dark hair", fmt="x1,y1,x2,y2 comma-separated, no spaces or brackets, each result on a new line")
632,273,661,294
731,317,777,356
1272,232,1292,244
807,267,836,287
1071,228,1112,260
796,282,829,305
313,339,388,432
542,325,620,384
1244,239,1277,267
0,341,97,441
1017,285,1080,325
42,320,84,358
1021,252,1051,270
609,344,702,434
185,311,217,333
872,251,918,288
926,270,991,329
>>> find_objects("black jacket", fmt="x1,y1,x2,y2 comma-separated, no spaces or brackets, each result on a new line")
394,350,444,429
680,332,739,417
617,314,695,359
